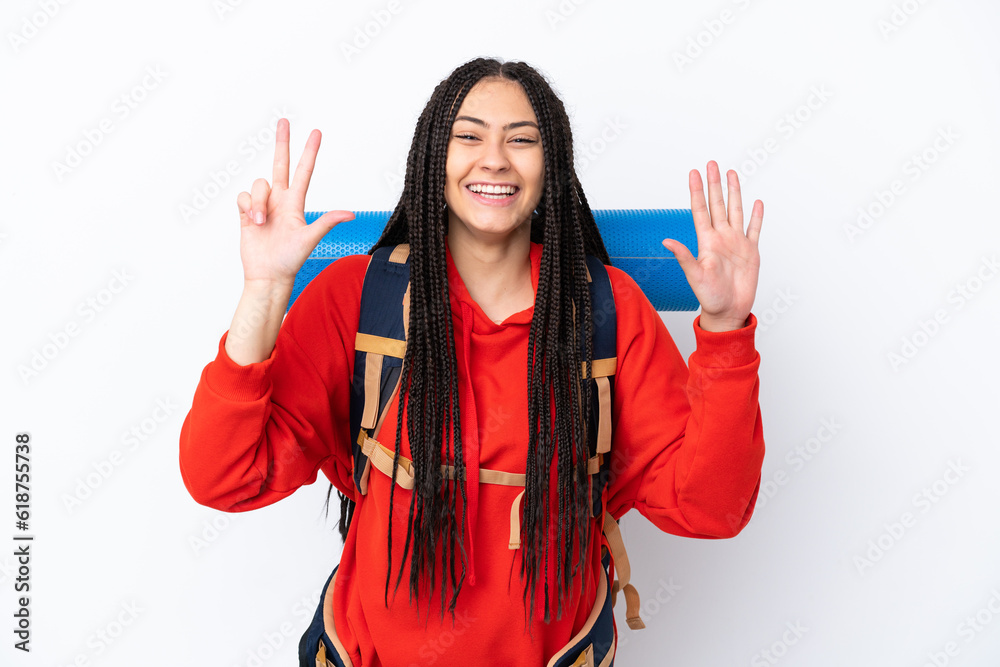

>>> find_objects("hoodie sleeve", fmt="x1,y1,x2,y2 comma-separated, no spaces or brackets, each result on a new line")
603,266,765,538
178,254,370,512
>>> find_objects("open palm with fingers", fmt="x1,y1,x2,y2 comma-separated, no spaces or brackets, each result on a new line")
236,118,355,285
662,161,763,332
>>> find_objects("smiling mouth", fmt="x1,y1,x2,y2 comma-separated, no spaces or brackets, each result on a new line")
466,184,519,200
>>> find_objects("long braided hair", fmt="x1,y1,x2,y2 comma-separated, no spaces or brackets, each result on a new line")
328,57,611,624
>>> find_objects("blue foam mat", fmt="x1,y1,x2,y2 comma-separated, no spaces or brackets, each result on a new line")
291,209,698,312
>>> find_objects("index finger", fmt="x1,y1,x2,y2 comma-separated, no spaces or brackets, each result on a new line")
272,118,290,189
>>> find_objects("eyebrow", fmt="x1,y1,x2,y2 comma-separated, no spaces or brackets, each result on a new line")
453,115,539,131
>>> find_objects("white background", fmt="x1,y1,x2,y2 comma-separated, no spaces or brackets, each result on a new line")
3,0,999,665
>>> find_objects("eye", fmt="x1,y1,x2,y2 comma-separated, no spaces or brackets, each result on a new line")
511,137,538,144
454,133,479,140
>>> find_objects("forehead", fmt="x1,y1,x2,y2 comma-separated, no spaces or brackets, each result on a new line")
452,78,537,121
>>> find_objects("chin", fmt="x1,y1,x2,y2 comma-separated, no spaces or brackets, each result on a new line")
449,211,531,240
467,221,530,240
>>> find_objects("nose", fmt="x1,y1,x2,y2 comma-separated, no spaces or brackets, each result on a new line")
477,135,510,172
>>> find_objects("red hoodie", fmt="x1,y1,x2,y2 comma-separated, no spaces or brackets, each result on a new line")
179,240,765,665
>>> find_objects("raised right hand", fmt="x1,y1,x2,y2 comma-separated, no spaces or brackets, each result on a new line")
661,161,763,332
236,118,355,285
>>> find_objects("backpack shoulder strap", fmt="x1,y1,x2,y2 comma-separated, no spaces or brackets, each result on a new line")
584,257,647,631
583,255,617,518
349,243,411,496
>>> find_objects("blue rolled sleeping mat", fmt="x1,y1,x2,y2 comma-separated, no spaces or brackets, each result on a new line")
289,209,699,312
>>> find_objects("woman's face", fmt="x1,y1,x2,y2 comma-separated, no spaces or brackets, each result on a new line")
444,78,544,243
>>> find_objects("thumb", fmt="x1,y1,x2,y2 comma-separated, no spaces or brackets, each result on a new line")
306,209,355,245
662,238,697,272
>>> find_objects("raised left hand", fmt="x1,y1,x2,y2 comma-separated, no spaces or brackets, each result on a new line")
662,161,763,332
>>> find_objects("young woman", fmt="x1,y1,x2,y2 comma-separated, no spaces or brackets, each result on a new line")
179,57,765,666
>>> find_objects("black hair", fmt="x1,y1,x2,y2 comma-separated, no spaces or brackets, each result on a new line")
327,56,610,625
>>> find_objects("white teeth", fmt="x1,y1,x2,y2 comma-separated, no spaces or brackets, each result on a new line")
468,183,517,196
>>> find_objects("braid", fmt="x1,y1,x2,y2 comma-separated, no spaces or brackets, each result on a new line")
329,57,612,624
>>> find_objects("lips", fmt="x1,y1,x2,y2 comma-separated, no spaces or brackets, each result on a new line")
466,183,519,194
465,184,521,205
